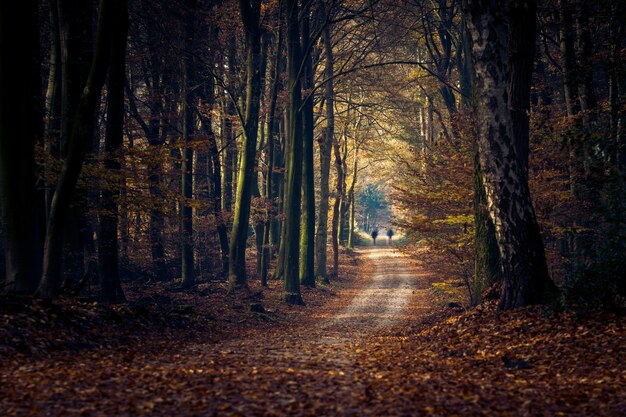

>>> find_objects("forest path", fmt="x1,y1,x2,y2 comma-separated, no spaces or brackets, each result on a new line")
1,246,437,416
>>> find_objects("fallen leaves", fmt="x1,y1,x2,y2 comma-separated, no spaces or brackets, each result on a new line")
0,248,625,416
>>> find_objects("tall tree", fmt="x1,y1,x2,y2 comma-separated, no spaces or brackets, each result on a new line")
315,8,334,283
282,0,304,304
299,3,316,287
181,0,197,289
98,0,129,303
463,0,556,309
261,18,284,286
58,0,95,288
228,0,263,289
0,0,43,294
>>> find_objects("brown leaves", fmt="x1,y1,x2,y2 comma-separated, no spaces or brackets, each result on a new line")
1,250,625,416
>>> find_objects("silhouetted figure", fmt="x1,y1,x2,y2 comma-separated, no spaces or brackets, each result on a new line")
371,229,379,245
387,229,394,244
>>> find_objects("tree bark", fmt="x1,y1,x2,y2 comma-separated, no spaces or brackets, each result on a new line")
282,0,304,304
315,10,334,284
347,147,358,249
299,4,316,288
181,0,197,289
464,0,557,310
331,130,343,278
58,0,95,289
261,21,283,286
228,0,262,289
98,0,128,303
0,0,43,294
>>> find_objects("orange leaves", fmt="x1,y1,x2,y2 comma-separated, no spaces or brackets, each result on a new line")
1,249,625,416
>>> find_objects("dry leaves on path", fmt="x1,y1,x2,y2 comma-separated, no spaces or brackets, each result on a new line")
1,247,625,416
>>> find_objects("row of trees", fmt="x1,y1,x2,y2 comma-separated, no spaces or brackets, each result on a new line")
0,0,394,305
386,0,625,307
2,0,622,310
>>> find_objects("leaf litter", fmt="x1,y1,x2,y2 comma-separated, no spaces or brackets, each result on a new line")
1,247,624,416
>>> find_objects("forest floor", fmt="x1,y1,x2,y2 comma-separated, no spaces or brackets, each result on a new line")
1,246,625,416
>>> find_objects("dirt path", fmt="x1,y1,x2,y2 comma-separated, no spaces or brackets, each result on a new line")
1,246,435,416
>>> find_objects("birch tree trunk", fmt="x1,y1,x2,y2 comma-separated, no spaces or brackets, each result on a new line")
464,0,556,309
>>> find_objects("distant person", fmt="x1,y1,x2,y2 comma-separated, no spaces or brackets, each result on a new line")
371,229,379,245
387,229,394,244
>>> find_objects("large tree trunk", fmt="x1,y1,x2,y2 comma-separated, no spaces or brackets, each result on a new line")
39,0,115,299
58,0,95,290
458,13,502,304
0,0,43,294
98,0,128,303
315,10,334,284
299,4,316,288
464,0,556,310
228,0,262,289
282,0,304,304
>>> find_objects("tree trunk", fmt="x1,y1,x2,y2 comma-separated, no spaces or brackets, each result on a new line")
222,36,238,214
0,0,43,294
331,130,343,278
464,0,556,310
507,0,536,172
299,4,316,288
253,30,271,278
98,0,128,303
473,151,502,304
197,72,229,276
282,0,304,304
45,0,62,219
228,0,263,290
181,0,197,289
58,0,94,290
347,147,358,249
261,21,283,286
315,11,334,284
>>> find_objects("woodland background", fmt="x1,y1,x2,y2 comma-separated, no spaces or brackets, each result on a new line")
0,0,625,308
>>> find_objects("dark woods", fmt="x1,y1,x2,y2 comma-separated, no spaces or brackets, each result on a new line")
0,0,625,310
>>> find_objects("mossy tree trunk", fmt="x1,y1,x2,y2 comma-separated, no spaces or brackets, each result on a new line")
299,3,316,288
228,0,262,290
464,0,557,310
